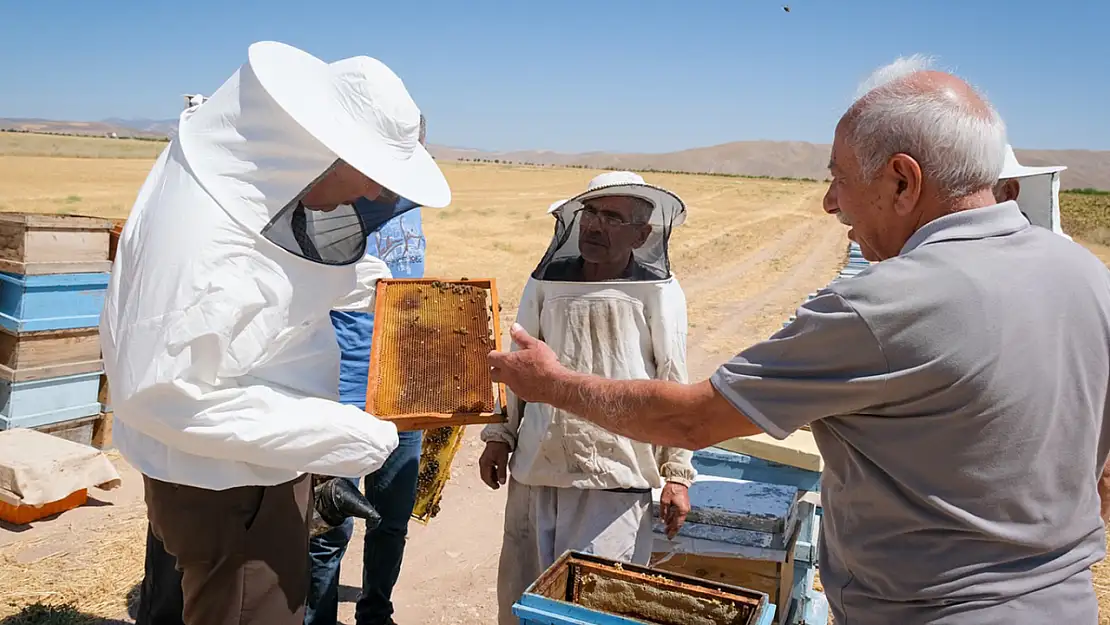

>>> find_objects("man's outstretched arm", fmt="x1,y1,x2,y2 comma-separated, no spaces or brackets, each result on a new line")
489,324,763,450
489,294,890,449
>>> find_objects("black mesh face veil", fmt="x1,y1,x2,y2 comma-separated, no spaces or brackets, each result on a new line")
530,183,685,283
260,159,371,266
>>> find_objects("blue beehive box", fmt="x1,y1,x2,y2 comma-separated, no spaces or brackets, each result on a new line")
513,550,776,625
0,271,110,333
0,371,103,431
648,448,827,624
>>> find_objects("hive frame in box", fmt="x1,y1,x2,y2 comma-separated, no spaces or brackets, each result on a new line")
365,278,508,431
514,550,776,625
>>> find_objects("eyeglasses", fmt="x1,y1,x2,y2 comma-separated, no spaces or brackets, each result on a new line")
576,204,641,228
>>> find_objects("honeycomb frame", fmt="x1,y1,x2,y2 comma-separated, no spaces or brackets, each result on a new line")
410,424,466,524
366,278,508,431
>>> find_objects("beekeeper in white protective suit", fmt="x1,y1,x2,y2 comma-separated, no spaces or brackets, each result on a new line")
99,41,450,625
478,171,697,625
993,143,1072,240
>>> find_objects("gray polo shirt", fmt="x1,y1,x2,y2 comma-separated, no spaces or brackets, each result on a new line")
711,201,1110,624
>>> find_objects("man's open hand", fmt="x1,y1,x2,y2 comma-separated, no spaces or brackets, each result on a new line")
488,323,566,403
659,482,691,539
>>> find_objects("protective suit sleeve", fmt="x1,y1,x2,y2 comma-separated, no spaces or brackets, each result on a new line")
115,376,399,479
481,278,543,451
114,254,398,478
650,281,697,487
332,253,392,312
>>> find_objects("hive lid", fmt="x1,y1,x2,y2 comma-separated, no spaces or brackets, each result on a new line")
653,474,799,536
366,278,507,430
0,213,114,230
0,427,121,507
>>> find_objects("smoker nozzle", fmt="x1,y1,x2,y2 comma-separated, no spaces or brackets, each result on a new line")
310,476,382,537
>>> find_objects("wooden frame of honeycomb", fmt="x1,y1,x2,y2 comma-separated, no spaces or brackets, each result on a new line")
368,278,508,522
529,551,765,625
365,278,508,431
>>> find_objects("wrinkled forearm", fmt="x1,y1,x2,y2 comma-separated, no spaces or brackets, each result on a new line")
543,370,763,449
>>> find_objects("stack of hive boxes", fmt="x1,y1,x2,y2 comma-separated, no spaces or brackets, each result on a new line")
0,214,114,448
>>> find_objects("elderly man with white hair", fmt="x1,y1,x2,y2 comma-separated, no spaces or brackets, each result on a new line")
488,55,1110,624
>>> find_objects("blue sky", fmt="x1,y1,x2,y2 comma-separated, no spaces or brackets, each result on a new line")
1,0,1106,153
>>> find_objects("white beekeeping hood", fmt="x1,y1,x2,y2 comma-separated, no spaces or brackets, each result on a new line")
998,144,1068,238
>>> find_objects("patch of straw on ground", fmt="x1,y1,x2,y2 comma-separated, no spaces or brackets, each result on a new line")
0,512,146,620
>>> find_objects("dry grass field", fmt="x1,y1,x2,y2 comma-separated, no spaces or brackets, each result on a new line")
0,132,1108,624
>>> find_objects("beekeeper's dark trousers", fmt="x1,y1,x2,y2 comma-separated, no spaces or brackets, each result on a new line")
136,523,184,625
143,473,312,625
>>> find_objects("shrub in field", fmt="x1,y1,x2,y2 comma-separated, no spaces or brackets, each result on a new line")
1061,192,1110,246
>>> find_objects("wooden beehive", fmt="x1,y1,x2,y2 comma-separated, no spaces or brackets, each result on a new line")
0,271,110,333
0,326,102,382
514,551,774,625
0,371,104,431
649,447,825,624
108,219,124,262
366,278,507,431
0,213,113,275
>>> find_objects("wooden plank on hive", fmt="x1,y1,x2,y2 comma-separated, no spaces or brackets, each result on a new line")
715,430,823,473
32,414,99,447
0,326,102,382
0,213,112,275
366,278,507,430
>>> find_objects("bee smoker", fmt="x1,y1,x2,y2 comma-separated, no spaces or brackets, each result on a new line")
309,475,382,537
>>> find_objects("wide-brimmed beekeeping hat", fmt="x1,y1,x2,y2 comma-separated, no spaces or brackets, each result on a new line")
248,42,451,209
546,171,686,228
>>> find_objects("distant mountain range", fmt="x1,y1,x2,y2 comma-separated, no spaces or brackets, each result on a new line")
427,143,1110,191
0,117,177,139
3,117,1107,190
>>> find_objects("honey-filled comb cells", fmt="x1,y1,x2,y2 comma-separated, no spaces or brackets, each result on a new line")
367,278,507,431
